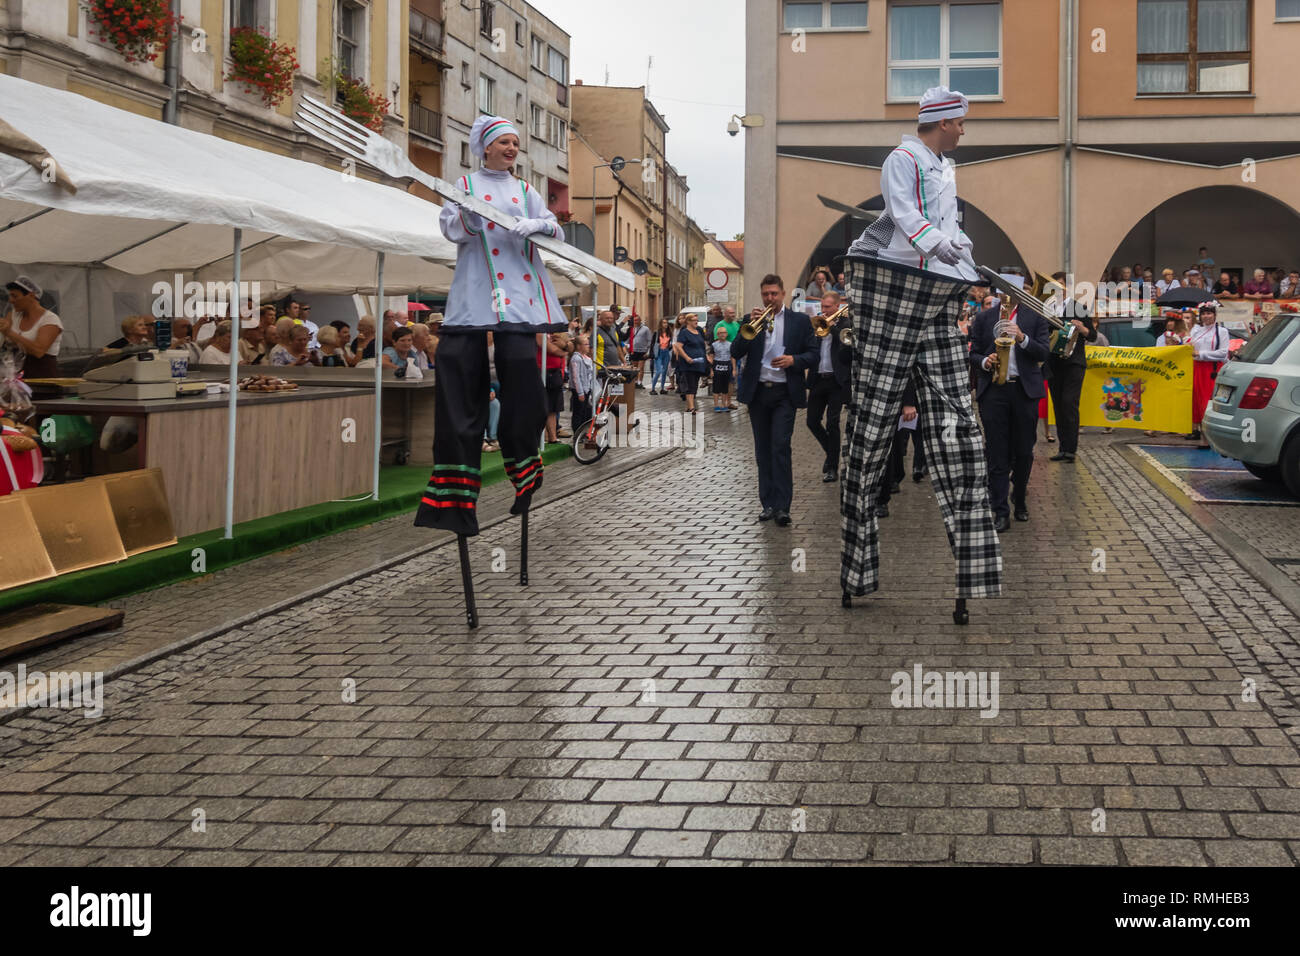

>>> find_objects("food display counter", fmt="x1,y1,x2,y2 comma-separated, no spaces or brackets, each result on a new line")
34,386,375,537
192,364,436,465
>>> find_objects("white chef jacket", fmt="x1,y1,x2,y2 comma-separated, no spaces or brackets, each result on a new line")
878,135,977,282
440,167,566,331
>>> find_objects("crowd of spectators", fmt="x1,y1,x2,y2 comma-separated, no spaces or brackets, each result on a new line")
90,297,445,375
1099,247,1299,303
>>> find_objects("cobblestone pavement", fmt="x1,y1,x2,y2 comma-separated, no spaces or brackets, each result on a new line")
0,397,1298,866
6,443,670,681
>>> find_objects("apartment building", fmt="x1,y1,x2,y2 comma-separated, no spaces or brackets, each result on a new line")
664,163,690,314
424,0,570,211
746,0,1300,302
687,217,710,307
569,128,656,318
570,83,669,318
1,1,406,162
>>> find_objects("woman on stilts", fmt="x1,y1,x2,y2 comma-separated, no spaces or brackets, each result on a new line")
413,114,566,626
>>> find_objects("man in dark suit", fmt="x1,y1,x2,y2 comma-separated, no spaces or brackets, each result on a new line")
969,296,1051,532
1045,271,1098,463
805,290,851,483
733,273,821,526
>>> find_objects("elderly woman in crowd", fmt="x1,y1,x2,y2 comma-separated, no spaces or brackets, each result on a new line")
198,321,236,365
316,325,349,367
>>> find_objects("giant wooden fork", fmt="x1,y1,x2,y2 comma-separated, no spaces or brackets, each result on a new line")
294,96,635,291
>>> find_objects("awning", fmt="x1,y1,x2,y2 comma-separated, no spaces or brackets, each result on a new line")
0,73,593,295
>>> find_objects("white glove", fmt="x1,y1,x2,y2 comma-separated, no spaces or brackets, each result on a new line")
930,237,963,266
953,232,973,254
510,217,553,240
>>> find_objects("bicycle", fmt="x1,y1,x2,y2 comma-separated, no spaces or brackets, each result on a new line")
573,364,638,464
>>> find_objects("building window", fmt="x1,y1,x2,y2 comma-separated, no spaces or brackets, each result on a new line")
887,1,1001,100
1281,0,1300,19
516,20,524,45
460,142,470,167
530,34,546,70
233,0,271,31
530,103,545,138
547,46,568,84
460,62,470,87
1137,0,1251,94
516,92,524,122
336,0,366,78
480,0,494,37
548,113,567,150
477,74,494,114
783,1,869,29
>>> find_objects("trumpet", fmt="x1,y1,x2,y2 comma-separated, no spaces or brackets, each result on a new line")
812,304,850,338
740,304,776,341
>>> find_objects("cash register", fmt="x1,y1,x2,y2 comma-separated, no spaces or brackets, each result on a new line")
79,347,186,401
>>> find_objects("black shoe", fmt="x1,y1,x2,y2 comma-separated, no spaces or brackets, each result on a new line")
1049,452,1075,462
774,510,791,526
994,514,1011,533
889,483,901,495
875,503,889,518
912,470,926,482
822,471,837,483
1014,504,1029,522
758,508,775,522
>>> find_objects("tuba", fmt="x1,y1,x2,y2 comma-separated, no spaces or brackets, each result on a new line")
812,304,849,338
740,304,776,341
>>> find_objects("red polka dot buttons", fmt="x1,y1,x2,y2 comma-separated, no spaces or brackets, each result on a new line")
484,194,492,201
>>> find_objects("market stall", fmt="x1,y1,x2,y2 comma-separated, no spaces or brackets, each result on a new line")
0,72,592,590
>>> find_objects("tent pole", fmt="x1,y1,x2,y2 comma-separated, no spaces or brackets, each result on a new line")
223,228,243,539
373,252,385,500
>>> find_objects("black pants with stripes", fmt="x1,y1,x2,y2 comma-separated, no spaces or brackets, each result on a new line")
413,330,547,537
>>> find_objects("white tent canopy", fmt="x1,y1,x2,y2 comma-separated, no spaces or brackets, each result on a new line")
0,72,594,304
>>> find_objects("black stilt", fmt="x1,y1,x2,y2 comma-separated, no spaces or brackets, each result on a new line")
952,598,968,626
841,591,852,609
457,535,478,629
519,512,529,586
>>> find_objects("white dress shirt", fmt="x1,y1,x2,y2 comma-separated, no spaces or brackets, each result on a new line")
759,309,786,382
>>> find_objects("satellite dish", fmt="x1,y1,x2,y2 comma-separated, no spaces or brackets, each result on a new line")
632,259,649,276
610,156,627,174
563,222,595,255
614,246,629,263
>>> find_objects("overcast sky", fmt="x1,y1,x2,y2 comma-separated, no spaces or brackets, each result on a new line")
533,0,746,239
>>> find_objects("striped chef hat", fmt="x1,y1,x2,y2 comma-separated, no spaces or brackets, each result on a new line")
918,86,969,123
470,115,519,159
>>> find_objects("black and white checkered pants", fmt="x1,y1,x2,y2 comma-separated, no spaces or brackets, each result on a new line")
840,255,1002,599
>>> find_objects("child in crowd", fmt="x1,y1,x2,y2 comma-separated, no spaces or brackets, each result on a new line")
709,325,734,413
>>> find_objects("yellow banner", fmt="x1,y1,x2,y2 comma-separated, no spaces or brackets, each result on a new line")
1049,345,1193,433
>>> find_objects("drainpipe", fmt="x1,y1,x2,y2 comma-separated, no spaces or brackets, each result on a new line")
1063,0,1076,276
162,0,182,125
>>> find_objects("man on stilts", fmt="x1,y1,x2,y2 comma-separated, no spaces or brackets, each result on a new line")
413,114,565,627
839,87,1002,624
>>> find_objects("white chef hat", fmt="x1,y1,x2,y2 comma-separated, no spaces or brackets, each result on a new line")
918,87,969,123
470,115,519,159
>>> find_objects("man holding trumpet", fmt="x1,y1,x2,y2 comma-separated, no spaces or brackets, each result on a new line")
969,290,1050,531
733,274,820,526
